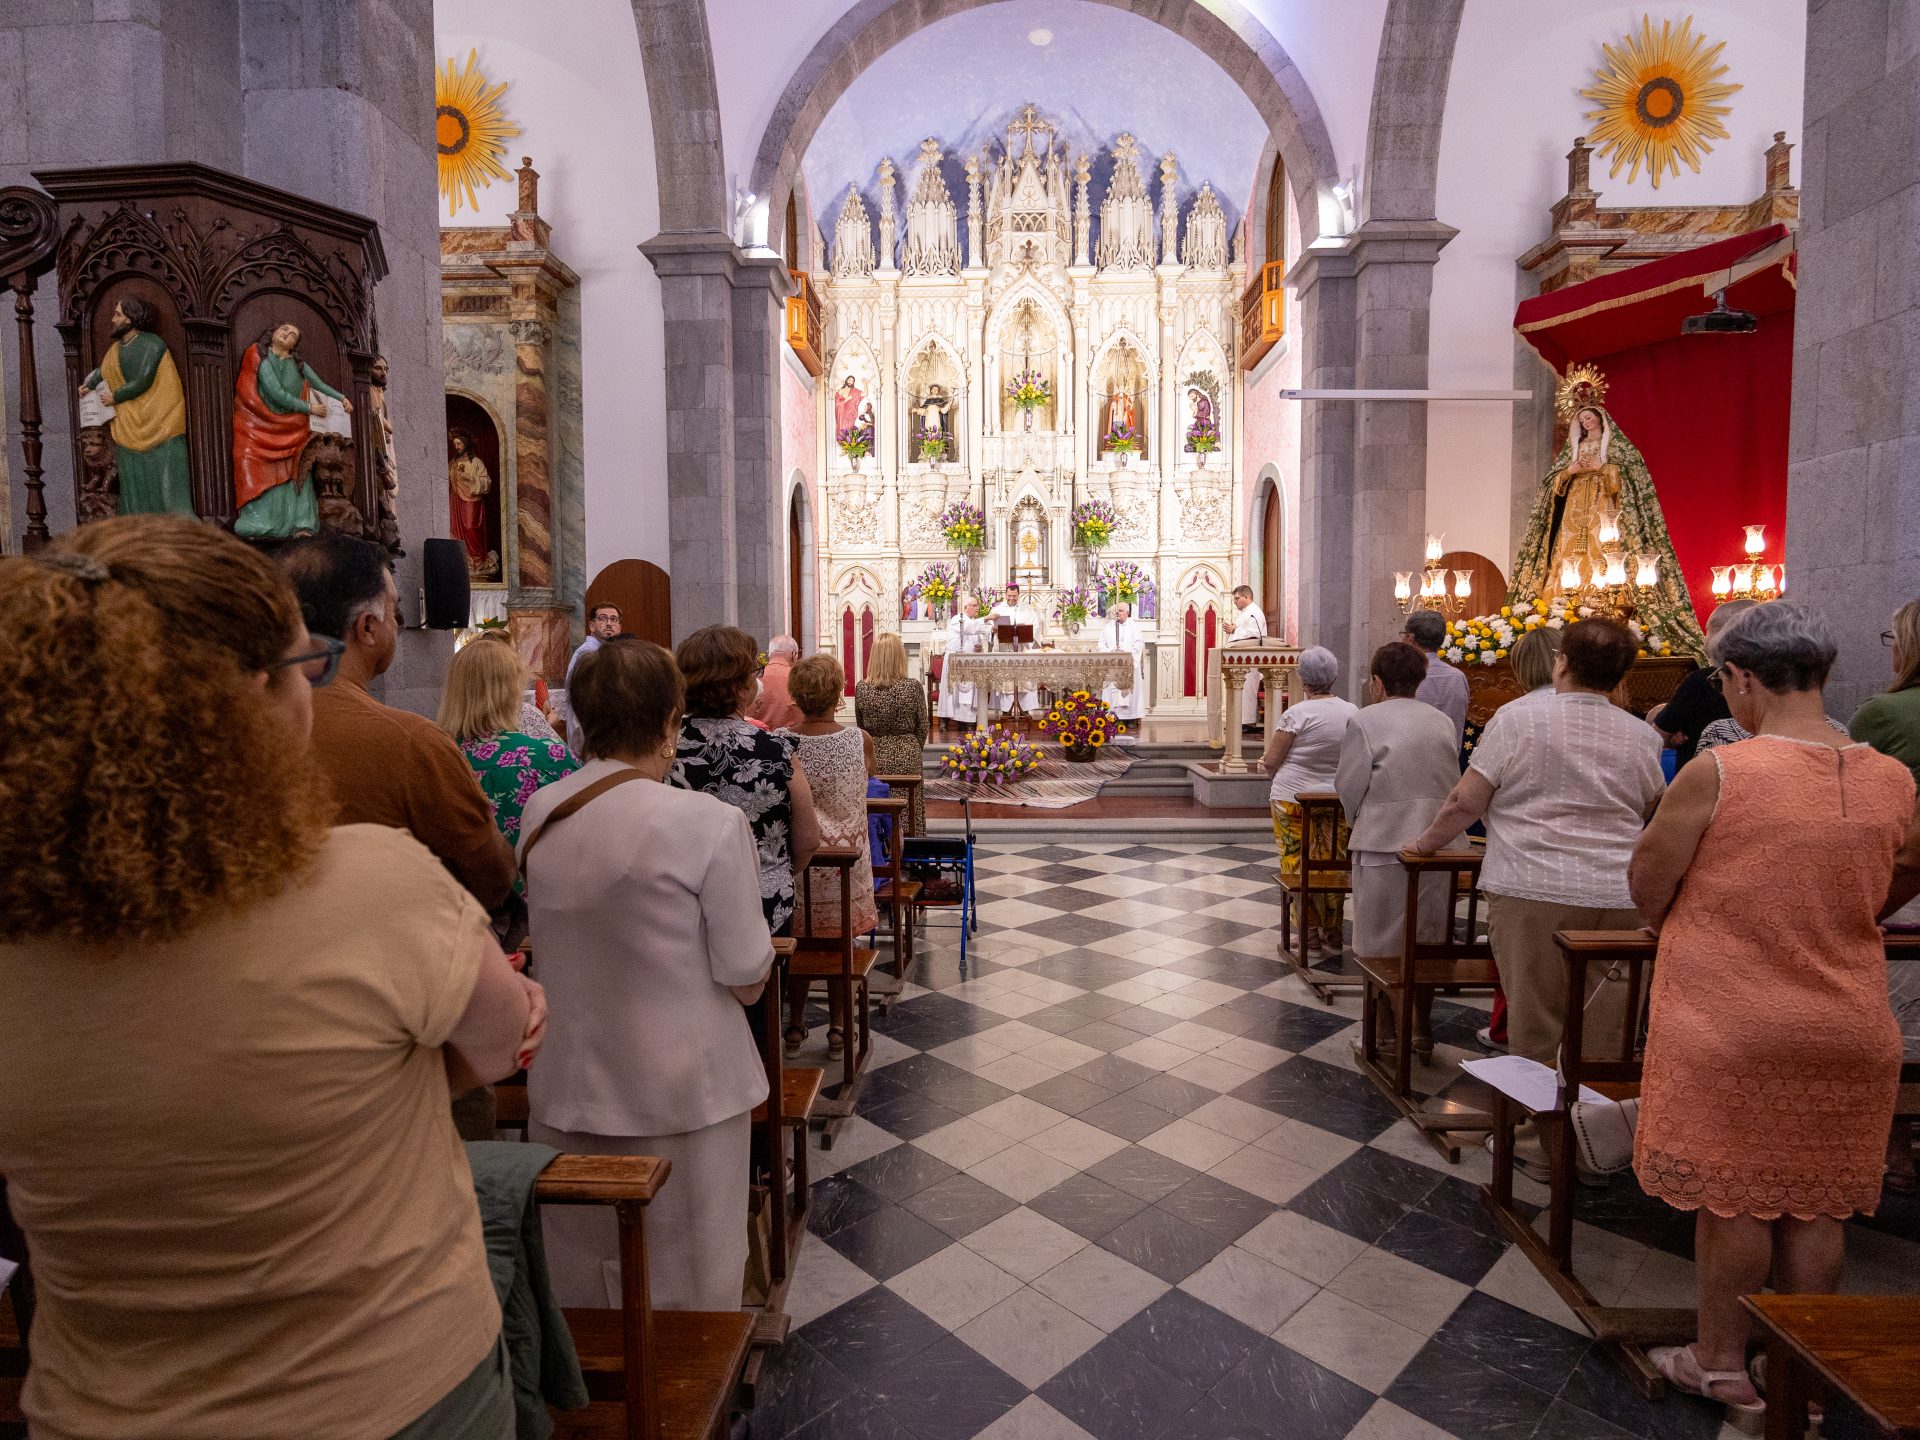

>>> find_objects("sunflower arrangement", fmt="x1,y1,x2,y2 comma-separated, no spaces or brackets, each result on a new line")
1005,369,1053,412
1441,597,1678,666
937,500,985,552
943,726,1042,786
905,562,960,617
1070,500,1118,551
1052,585,1093,629
1039,690,1125,758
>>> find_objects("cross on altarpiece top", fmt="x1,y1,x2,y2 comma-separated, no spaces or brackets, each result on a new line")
1008,104,1052,156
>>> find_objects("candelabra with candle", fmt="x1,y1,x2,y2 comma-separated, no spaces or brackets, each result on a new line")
1709,523,1783,604
1545,508,1667,620
1392,533,1474,617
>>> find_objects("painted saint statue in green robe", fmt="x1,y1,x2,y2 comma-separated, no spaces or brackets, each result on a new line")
79,298,194,517
232,321,351,540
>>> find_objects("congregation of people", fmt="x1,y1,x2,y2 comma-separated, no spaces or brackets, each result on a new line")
4,513,1920,1437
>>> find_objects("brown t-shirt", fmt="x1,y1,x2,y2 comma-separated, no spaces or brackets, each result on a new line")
0,825,502,1440
310,677,516,909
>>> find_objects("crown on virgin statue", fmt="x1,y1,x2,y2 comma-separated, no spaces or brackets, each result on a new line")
1553,362,1610,422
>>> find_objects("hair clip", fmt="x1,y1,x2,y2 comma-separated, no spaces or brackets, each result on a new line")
35,552,111,584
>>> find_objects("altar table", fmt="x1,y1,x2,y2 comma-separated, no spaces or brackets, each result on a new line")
944,651,1135,697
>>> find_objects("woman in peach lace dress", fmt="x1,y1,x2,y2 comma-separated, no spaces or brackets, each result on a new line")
1629,604,1920,1431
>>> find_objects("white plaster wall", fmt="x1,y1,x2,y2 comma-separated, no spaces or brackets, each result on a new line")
434,0,669,576
1427,0,1806,571
707,0,847,222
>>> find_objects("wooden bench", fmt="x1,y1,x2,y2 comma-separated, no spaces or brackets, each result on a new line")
867,793,921,1000
1481,930,1920,1398
1353,849,1496,1160
791,846,876,1146
1742,1294,1920,1439
1274,790,1360,1002
750,937,819,1295
0,1158,755,1440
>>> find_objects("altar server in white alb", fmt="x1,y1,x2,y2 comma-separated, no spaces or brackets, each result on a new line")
1229,585,1268,729
937,596,990,728
1099,600,1146,728
987,582,1041,718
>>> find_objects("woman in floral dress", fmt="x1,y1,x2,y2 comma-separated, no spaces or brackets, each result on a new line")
439,637,578,852
670,626,822,935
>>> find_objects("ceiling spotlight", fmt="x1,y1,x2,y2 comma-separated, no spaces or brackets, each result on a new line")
1683,288,1757,335
1028,28,1053,45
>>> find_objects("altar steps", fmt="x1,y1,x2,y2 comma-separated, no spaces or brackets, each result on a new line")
918,739,1214,798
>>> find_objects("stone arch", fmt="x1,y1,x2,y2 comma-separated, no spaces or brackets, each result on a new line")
785,470,817,644
749,0,1340,253
630,0,729,234
1248,463,1287,635
1361,0,1468,224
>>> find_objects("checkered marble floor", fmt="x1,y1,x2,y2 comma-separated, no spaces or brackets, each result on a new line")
753,841,1920,1440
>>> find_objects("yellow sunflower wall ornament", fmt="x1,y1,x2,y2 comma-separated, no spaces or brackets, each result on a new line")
435,49,522,217
1580,15,1741,190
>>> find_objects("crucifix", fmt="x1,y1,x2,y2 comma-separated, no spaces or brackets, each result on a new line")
1009,104,1049,157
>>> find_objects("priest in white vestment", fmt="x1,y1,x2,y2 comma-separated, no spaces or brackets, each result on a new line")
1098,601,1146,728
1229,584,1268,728
987,582,1041,717
936,596,990,728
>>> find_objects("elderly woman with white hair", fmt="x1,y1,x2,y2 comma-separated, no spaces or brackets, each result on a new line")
1626,602,1920,1427
1261,645,1358,951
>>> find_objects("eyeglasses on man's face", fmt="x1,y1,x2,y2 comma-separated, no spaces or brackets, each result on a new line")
268,635,346,688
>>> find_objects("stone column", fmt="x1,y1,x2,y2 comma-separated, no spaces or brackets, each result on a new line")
730,254,793,644
1348,220,1455,676
641,232,741,638
1219,667,1247,772
1290,244,1358,674
1786,0,1920,716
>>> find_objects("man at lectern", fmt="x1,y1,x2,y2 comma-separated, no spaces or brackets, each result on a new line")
988,582,1040,718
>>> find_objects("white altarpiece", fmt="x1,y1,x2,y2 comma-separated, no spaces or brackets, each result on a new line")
814,104,1247,715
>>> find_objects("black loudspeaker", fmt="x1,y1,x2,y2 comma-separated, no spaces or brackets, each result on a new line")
421,538,471,629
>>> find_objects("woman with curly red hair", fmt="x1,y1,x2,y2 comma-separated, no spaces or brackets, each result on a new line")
0,516,544,1440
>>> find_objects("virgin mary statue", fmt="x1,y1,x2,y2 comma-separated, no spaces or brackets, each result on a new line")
1507,367,1704,656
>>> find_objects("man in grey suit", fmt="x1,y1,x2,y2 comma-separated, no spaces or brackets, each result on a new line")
1403,609,1470,749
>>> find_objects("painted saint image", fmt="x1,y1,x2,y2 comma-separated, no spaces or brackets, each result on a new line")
448,428,499,579
833,375,864,440
232,321,351,540
79,298,193,516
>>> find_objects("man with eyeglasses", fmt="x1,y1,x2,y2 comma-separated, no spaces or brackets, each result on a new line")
279,534,516,913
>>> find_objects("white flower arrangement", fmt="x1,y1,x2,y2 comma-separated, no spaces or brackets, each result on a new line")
1442,596,1678,666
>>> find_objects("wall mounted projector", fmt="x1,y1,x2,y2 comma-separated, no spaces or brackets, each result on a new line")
1683,289,1758,335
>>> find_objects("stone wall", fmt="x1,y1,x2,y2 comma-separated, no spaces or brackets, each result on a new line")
1786,0,1920,716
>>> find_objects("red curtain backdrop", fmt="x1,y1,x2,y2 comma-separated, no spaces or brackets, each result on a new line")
1514,225,1795,622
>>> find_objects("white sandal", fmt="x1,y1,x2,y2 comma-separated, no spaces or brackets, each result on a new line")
1650,1345,1764,1435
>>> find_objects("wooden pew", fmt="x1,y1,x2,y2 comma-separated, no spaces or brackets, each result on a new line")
867,794,920,1001
1482,931,1920,1398
1274,790,1361,1002
0,1158,755,1440
1353,849,1497,1160
791,846,876,1146
751,938,820,1295
1742,1294,1920,1440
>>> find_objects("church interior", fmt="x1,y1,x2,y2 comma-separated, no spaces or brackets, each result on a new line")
2,2,1918,1439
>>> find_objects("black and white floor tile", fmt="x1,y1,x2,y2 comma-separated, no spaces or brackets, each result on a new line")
753,841,1920,1440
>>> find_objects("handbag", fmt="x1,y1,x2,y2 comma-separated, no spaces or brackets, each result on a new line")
516,767,649,894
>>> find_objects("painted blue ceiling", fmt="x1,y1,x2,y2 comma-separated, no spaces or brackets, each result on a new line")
801,0,1266,253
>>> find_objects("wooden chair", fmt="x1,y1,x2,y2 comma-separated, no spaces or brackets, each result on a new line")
925,654,943,732
790,847,877,1146
867,794,921,1000
1353,848,1497,1160
1481,931,1920,1397
1273,790,1360,1003
750,938,819,1294
873,773,925,834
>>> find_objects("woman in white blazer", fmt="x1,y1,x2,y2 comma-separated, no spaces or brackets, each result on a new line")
1334,640,1463,1055
518,638,774,1311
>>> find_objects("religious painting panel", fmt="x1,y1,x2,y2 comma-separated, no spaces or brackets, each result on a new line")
228,292,359,544
1094,335,1149,462
74,280,192,523
445,392,505,584
827,335,877,472
904,340,961,467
